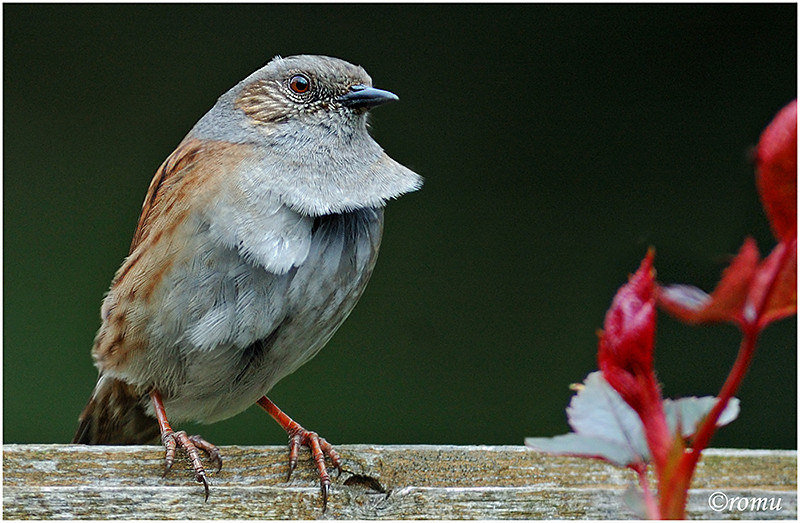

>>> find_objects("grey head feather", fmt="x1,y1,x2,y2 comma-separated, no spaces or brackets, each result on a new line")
189,54,422,216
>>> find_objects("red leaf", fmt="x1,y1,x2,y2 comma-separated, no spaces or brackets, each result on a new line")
597,251,671,470
657,238,760,326
748,237,798,329
756,100,797,242
598,251,657,406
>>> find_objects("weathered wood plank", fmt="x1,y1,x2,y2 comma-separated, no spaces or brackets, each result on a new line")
3,445,796,519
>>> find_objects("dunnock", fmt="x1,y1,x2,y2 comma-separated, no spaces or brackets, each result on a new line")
72,54,422,504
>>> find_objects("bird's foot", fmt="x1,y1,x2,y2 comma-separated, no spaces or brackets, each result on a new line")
161,430,223,501
256,395,341,510
150,390,222,501
286,425,342,507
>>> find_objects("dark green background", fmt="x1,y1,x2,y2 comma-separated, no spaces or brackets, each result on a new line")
4,4,797,450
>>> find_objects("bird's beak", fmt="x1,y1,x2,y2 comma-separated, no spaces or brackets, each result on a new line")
338,85,399,109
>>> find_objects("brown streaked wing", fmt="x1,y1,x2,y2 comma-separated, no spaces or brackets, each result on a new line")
129,138,209,253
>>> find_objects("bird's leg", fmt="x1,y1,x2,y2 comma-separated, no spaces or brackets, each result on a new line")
149,390,222,501
256,395,341,508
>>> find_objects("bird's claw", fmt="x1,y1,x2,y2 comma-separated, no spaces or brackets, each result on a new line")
161,430,222,501
286,427,342,510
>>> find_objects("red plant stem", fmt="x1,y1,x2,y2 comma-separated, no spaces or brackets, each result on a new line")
635,464,661,519
659,240,793,518
640,380,673,475
658,329,759,518
696,239,795,457
691,329,759,459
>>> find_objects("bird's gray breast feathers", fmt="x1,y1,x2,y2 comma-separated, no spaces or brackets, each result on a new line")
129,206,384,423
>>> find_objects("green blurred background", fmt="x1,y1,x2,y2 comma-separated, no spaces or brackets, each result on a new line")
4,4,796,450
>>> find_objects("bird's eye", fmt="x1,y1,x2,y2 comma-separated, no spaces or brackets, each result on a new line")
289,74,310,94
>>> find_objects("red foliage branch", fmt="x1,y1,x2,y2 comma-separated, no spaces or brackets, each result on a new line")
601,100,796,518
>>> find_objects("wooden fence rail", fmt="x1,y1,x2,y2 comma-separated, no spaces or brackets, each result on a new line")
3,444,796,519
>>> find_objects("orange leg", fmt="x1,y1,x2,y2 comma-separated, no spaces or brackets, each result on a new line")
256,396,341,507
150,390,222,501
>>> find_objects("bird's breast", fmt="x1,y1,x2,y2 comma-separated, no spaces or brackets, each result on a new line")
101,204,385,423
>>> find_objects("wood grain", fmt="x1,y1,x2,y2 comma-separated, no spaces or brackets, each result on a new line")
3,444,795,519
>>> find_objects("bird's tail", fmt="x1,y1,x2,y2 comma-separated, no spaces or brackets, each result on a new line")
72,375,160,444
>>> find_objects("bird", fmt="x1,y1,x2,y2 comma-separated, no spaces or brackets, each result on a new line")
72,54,422,506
